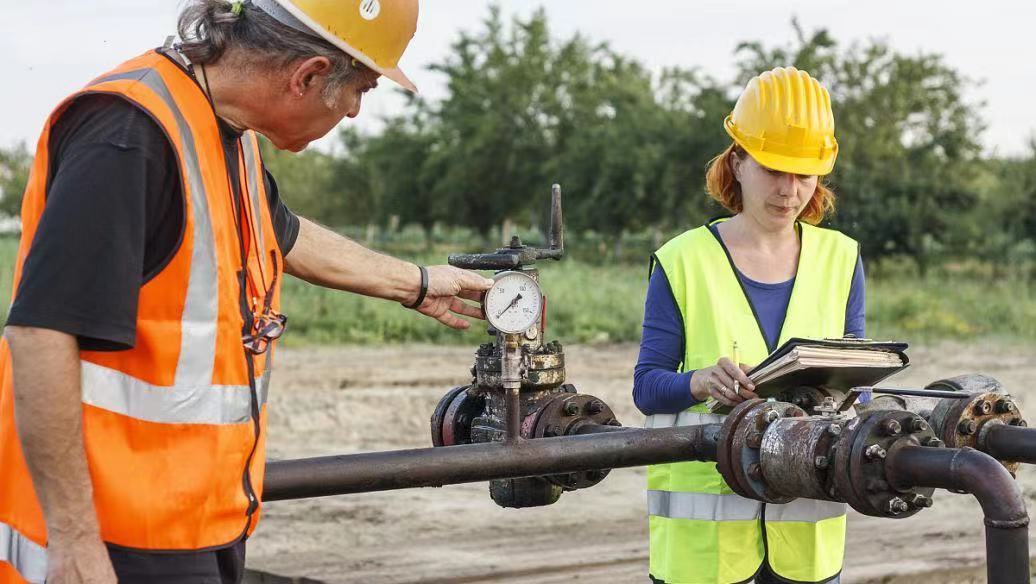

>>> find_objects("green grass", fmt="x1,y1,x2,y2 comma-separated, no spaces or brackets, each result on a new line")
2,234,1035,346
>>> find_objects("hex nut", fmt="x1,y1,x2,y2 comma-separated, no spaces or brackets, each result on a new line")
883,419,902,436
563,402,580,416
922,437,945,448
974,400,992,415
814,456,830,470
996,399,1016,414
958,420,978,435
909,418,929,433
588,400,604,415
908,494,933,508
887,497,909,515
826,424,843,437
865,444,887,460
764,410,780,424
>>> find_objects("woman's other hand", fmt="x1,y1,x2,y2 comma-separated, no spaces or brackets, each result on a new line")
690,358,757,406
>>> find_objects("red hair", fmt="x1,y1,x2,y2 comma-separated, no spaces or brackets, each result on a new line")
704,143,835,225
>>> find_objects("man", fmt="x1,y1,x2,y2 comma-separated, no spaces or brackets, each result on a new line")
0,1,491,582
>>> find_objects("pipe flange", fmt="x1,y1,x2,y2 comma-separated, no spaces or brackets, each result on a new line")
527,392,618,490
833,409,937,518
717,400,806,503
928,387,1023,474
431,385,470,446
434,386,485,447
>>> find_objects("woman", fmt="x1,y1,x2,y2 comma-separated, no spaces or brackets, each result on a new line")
634,67,865,584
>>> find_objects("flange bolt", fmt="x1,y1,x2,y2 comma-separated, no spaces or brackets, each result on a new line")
865,444,887,460
747,463,763,481
974,400,992,415
764,409,781,424
826,424,842,437
907,493,933,508
922,437,945,447
563,402,580,416
588,400,604,415
887,497,910,515
909,418,929,433
882,419,902,436
995,399,1016,414
958,419,978,435
814,456,829,469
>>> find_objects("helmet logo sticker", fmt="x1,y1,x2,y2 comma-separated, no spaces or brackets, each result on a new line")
359,0,380,20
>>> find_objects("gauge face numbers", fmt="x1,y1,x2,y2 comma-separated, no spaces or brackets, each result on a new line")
484,271,542,334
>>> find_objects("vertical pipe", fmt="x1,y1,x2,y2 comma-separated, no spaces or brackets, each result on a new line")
501,334,522,442
886,445,1029,584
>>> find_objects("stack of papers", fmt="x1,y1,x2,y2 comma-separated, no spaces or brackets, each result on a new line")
706,337,909,414
749,346,904,385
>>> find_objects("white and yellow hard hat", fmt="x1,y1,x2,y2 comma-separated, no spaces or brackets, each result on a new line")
724,66,838,176
255,0,419,93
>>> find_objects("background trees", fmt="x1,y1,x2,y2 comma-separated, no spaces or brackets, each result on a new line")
1,8,1032,276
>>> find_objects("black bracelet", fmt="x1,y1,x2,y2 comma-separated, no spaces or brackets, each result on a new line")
404,265,429,309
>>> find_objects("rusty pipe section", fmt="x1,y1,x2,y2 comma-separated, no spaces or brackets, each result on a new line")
886,444,1030,584
263,424,721,501
981,422,1036,465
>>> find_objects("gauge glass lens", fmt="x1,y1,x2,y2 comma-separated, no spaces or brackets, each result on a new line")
484,271,542,334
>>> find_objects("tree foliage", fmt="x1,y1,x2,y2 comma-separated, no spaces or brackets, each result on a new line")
1,8,1033,277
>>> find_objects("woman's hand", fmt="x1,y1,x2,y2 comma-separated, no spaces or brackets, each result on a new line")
690,358,758,407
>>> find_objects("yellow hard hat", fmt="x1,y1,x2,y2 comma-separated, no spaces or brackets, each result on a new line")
270,0,419,93
723,66,838,176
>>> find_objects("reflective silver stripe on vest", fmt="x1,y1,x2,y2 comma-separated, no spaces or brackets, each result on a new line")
0,521,47,583
240,132,265,254
91,68,219,390
648,490,761,522
82,361,271,425
645,409,726,429
765,498,847,523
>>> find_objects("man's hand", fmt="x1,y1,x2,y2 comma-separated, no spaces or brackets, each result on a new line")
45,535,117,584
690,357,758,407
408,265,493,329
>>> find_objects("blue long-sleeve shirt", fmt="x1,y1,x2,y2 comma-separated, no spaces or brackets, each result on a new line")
632,238,866,416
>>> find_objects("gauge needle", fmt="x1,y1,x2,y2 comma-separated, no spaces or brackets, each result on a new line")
495,293,523,319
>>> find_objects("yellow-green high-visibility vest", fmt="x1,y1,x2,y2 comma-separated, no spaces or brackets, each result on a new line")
645,218,859,584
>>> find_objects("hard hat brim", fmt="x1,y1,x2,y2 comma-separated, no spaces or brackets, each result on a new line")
724,116,837,177
272,0,419,94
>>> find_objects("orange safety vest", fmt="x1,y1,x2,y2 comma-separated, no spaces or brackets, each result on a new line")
0,49,283,583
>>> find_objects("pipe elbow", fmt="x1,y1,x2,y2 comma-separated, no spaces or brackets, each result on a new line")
951,447,1029,529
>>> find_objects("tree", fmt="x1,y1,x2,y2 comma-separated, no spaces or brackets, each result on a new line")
0,143,32,219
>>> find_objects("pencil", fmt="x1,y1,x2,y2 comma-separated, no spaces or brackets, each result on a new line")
732,341,741,396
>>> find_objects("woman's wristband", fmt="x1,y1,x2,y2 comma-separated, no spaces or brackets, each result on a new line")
403,265,429,309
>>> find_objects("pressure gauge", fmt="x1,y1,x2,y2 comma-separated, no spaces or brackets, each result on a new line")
483,271,543,334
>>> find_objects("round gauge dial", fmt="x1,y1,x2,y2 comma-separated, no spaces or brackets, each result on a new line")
483,271,542,334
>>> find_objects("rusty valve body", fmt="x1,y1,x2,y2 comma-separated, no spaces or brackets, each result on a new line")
924,375,1026,474
716,400,939,519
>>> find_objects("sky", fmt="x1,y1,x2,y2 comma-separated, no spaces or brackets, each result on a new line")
2,1,1034,157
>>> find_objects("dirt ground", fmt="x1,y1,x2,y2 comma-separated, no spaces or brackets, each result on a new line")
246,342,1036,583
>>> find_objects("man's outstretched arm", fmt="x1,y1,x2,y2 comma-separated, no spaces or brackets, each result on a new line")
284,217,493,329
7,326,117,583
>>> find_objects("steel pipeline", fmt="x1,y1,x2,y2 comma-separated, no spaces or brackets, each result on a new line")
264,424,722,501
886,444,1030,584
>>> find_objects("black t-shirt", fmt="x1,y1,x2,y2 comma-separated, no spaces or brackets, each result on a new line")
6,91,300,351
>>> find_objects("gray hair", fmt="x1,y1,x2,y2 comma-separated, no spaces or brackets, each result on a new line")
177,0,370,106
